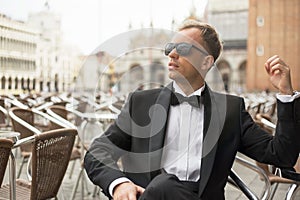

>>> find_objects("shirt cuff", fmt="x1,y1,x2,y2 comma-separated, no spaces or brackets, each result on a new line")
109,177,132,197
276,91,300,103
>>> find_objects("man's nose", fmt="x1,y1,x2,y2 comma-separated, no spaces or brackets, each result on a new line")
168,48,179,59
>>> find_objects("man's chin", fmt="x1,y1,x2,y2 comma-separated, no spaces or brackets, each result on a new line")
168,71,182,81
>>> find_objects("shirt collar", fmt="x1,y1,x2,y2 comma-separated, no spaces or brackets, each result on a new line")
173,81,205,97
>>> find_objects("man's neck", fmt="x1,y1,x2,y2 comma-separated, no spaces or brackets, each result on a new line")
174,80,205,96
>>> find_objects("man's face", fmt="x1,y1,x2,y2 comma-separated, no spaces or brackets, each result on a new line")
166,28,209,85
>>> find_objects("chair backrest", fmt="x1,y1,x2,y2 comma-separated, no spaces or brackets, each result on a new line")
74,101,88,126
9,107,36,153
0,99,6,124
47,105,68,130
48,105,68,119
0,99,4,108
30,128,77,200
53,101,68,107
0,138,13,186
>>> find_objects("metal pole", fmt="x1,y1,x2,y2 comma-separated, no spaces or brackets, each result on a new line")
9,152,16,200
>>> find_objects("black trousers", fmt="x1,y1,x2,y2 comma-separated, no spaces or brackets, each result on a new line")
138,173,200,200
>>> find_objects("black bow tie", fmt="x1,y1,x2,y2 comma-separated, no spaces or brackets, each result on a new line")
170,92,202,107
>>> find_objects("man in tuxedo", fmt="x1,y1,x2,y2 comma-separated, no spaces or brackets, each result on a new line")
84,20,300,200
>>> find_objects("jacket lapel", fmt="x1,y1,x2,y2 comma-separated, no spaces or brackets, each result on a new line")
149,83,172,178
198,86,226,196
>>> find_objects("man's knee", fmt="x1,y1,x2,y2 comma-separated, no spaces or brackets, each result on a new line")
141,174,178,198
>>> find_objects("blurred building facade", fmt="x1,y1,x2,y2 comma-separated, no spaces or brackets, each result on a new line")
113,0,250,95
27,10,82,93
0,14,39,92
7,0,298,96
207,0,248,94
85,0,250,95
107,29,171,94
78,29,171,95
0,8,82,95
247,0,300,91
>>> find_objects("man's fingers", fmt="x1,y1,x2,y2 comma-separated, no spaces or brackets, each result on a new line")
265,55,290,76
136,185,145,194
269,64,281,75
264,55,279,74
270,64,290,75
265,55,279,65
264,62,271,74
128,193,137,200
113,182,144,200
115,193,137,200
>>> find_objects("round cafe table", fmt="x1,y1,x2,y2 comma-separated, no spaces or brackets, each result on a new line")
0,131,20,200
0,131,20,142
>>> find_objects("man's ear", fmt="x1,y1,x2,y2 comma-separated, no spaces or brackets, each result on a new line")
202,55,214,70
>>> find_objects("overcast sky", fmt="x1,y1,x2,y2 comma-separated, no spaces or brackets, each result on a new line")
0,0,208,54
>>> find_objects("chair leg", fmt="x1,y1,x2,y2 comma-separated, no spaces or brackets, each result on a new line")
68,160,77,179
285,184,299,200
17,157,28,178
269,182,279,200
83,172,91,195
70,167,92,200
92,186,101,198
70,168,83,200
13,147,19,159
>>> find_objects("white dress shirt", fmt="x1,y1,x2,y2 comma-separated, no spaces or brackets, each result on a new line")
160,82,205,181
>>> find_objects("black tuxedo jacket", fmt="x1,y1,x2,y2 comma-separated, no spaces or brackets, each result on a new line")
84,84,300,199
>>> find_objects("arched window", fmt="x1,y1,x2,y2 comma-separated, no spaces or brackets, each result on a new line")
238,61,247,92
14,77,18,90
8,76,12,90
27,78,30,91
216,60,231,92
130,63,144,79
54,74,59,92
21,77,25,90
1,76,6,89
39,80,43,92
47,81,51,92
150,61,165,88
128,63,144,90
32,78,36,91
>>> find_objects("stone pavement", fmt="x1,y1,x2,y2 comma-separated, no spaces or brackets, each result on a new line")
3,149,299,200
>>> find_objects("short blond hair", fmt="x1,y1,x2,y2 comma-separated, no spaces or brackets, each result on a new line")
178,20,223,62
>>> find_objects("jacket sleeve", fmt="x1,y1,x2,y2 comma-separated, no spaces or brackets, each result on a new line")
239,97,300,167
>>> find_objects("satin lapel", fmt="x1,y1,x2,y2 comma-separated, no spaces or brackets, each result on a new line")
149,83,172,179
198,86,226,196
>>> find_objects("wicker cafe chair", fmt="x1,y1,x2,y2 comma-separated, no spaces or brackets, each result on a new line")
46,105,93,199
46,105,81,179
0,138,14,187
0,128,77,200
9,107,40,178
9,107,73,178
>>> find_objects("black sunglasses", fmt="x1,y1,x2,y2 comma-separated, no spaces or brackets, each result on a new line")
164,42,208,56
